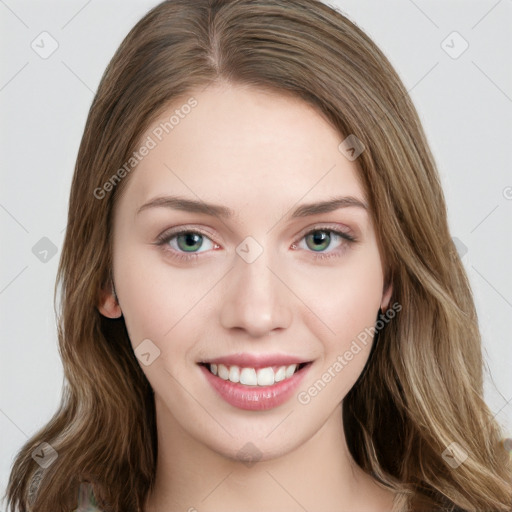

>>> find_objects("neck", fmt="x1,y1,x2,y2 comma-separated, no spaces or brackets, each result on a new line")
144,396,396,512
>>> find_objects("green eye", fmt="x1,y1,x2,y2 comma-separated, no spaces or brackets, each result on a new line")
156,229,216,261
305,231,332,252
156,225,355,263
176,232,204,252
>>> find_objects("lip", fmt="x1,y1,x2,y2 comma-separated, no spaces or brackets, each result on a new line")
199,361,312,411
199,352,309,370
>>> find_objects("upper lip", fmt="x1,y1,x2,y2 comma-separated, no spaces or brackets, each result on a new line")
199,353,311,368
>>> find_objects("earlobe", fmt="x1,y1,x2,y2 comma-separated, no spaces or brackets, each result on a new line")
97,281,122,319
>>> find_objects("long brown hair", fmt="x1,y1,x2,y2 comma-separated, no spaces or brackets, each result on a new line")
5,1,511,510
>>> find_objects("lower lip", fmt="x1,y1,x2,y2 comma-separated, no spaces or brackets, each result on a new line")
199,364,311,411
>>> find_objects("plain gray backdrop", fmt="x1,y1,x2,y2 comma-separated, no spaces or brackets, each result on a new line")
1,0,511,505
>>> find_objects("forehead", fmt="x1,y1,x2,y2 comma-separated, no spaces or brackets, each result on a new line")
119,82,366,214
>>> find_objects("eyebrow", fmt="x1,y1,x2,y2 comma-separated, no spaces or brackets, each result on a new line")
136,195,368,219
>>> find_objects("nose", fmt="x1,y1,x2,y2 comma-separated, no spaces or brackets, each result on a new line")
219,248,293,338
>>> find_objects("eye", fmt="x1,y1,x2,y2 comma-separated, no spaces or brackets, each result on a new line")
293,226,356,260
155,228,219,262
172,232,213,253
154,224,356,263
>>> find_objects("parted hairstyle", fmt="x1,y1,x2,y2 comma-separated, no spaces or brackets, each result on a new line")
5,0,512,510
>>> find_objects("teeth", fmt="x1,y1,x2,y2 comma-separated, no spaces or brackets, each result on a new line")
274,366,286,382
240,367,257,385
228,365,240,383
209,363,300,386
218,364,229,380
285,364,297,378
257,367,274,386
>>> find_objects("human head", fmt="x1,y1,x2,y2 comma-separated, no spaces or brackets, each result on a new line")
98,78,394,463
6,1,511,510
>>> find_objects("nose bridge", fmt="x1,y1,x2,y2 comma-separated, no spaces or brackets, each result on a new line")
219,239,292,336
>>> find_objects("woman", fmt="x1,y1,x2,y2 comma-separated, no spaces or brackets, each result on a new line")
5,0,511,510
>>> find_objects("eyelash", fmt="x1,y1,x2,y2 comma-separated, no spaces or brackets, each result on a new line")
154,225,356,263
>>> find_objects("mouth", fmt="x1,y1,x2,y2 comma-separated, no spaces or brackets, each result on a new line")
198,361,311,387
197,356,313,411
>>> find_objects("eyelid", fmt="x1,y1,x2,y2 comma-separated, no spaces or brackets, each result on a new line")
294,222,355,241
156,222,355,244
155,225,218,244
154,222,357,262
154,225,220,256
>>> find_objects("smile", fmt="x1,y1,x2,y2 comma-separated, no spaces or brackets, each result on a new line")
198,356,313,411
202,362,308,386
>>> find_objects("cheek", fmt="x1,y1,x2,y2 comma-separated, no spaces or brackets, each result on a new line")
302,247,384,355
112,241,216,376
112,243,179,348
299,249,383,409
113,248,201,396
295,253,384,407
114,226,384,352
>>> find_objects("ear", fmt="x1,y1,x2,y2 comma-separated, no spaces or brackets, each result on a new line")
380,278,393,312
97,282,122,319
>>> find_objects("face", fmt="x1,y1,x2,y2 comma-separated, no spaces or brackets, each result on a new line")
103,81,391,461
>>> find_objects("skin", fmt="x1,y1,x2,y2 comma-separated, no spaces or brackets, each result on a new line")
99,81,395,511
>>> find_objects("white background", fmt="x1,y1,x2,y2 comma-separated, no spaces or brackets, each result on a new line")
1,0,511,505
